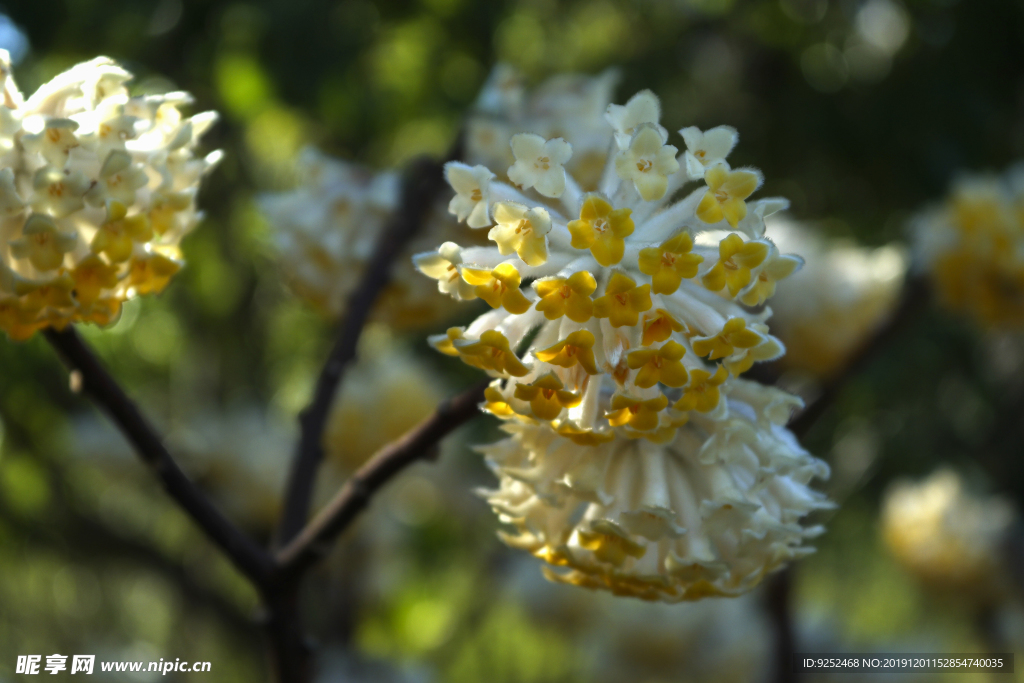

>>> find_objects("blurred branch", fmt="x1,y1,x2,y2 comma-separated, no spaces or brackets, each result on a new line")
767,569,798,683
43,326,276,589
275,380,487,582
276,140,462,548
788,275,929,438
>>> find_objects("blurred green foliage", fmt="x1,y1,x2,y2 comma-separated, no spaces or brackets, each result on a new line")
1,0,1024,681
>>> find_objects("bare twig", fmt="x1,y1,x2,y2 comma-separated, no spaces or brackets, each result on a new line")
276,380,487,582
788,275,929,438
767,569,798,683
275,150,458,547
43,326,276,589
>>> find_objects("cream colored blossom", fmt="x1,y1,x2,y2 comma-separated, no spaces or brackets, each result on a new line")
260,147,464,328
507,133,572,198
614,125,680,202
911,165,1024,328
0,52,220,340
489,201,552,266
605,89,668,150
768,218,906,377
882,469,1014,602
680,125,738,180
445,161,494,228
417,80,829,601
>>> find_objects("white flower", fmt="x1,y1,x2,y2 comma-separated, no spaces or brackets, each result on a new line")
614,125,680,201
413,241,478,300
680,125,738,180
445,161,494,228
418,80,826,601
882,469,1014,600
260,147,465,328
507,133,572,198
0,51,219,340
605,89,668,150
767,217,906,377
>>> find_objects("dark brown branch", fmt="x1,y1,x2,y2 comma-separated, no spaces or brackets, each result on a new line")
788,275,929,438
275,150,457,547
43,326,276,589
275,380,487,582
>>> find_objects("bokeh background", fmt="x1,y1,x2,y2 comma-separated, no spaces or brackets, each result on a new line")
1,0,1024,681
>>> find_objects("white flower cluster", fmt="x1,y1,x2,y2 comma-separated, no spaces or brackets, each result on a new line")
0,52,221,339
911,164,1024,328
259,148,462,328
882,468,1014,601
767,218,907,377
415,68,831,601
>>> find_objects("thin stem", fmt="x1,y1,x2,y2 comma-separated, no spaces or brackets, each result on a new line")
276,380,487,582
275,153,456,547
43,326,276,589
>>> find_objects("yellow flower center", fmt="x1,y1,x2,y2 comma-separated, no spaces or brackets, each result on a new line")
445,264,458,282
515,218,532,235
48,183,66,198
636,159,652,173
593,217,609,233
46,128,61,142
33,233,50,246
470,189,482,201
536,156,550,170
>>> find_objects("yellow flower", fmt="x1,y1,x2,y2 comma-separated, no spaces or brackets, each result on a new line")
461,263,532,313
453,330,530,377
593,272,652,327
0,297,42,341
9,214,77,271
489,201,551,266
673,365,728,413
605,393,669,431
738,250,803,306
429,327,467,357
70,255,120,305
555,422,615,446
691,318,765,360
627,341,689,388
483,385,517,418
637,232,704,295
641,308,686,346
696,163,762,227
128,253,181,295
534,271,597,322
514,373,582,420
577,520,647,566
613,125,680,201
723,334,783,376
534,329,600,375
19,275,76,311
701,233,769,296
91,202,153,263
567,195,634,266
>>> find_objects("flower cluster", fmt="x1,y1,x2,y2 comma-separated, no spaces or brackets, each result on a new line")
767,218,907,377
912,165,1024,327
881,469,1014,602
0,53,221,340
416,71,831,601
259,148,462,328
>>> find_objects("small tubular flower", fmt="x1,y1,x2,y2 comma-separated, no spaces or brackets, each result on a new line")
461,262,532,313
534,270,597,322
446,162,494,228
507,133,572,198
692,318,765,360
627,341,688,388
738,247,803,306
638,232,703,295
701,233,770,296
489,201,551,266
0,53,219,339
673,365,728,412
567,195,634,266
696,163,763,228
614,125,679,201
413,241,478,300
680,125,738,179
421,70,827,602
453,330,530,377
514,373,582,420
593,272,652,327
535,330,600,375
